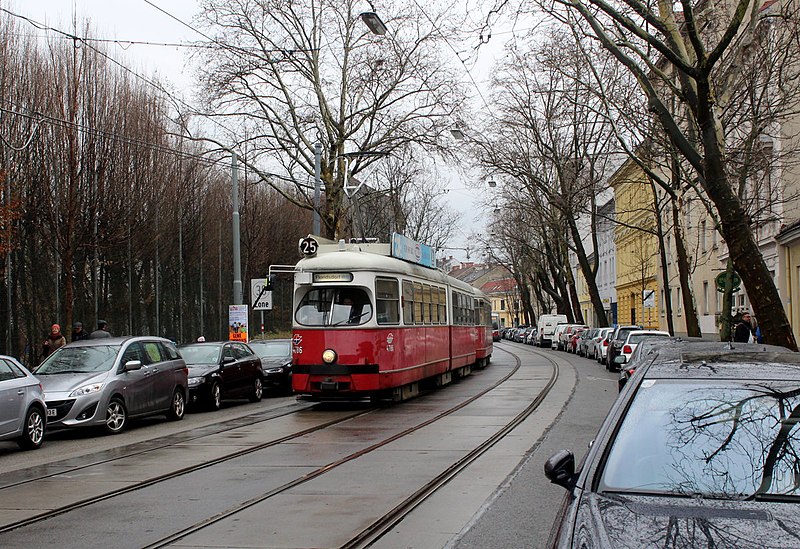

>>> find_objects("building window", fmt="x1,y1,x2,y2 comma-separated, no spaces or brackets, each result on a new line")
500,299,505,310
700,221,707,252
703,281,709,315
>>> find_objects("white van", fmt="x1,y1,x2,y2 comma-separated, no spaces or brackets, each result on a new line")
537,314,568,348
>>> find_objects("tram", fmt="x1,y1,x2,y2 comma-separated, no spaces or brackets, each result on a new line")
289,234,493,401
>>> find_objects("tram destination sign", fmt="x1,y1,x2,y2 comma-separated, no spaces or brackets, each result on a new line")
391,232,435,268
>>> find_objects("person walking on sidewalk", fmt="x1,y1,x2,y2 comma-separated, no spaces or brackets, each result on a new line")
41,324,67,359
90,320,112,339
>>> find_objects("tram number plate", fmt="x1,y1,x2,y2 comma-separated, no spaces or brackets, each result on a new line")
299,237,319,256
47,408,57,417
320,381,338,391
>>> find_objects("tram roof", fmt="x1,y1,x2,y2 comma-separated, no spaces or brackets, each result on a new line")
296,249,486,297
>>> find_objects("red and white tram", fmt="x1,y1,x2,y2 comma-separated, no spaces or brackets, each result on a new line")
290,236,493,401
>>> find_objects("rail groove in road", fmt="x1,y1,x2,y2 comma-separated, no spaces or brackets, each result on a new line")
141,353,529,549
0,402,373,534
341,346,559,549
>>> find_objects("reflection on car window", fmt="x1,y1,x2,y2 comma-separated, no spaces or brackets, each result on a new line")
0,359,16,381
179,344,222,365
250,341,291,358
35,345,120,374
600,380,800,499
295,287,373,326
143,342,163,363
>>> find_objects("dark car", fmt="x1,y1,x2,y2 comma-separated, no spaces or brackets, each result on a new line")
545,346,800,548
248,339,292,394
605,325,641,370
180,341,264,410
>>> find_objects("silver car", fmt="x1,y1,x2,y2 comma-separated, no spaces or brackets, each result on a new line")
34,337,188,434
0,355,46,450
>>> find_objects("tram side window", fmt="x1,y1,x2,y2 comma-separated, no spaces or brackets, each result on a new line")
402,281,414,325
453,291,462,325
376,278,400,325
439,288,447,324
423,284,432,324
413,282,423,325
431,286,440,324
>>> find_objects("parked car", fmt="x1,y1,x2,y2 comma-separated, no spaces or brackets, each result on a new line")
35,337,187,434
566,327,587,354
610,329,671,367
248,339,292,394
545,347,800,548
587,327,613,361
551,323,570,350
180,341,265,410
537,314,568,348
605,325,641,370
560,325,588,352
575,328,596,357
0,355,46,450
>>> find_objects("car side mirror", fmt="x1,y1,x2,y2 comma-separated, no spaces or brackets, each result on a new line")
544,449,577,490
124,360,143,371
222,356,235,364
614,355,627,365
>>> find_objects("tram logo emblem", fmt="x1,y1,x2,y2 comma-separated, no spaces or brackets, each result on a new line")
386,332,394,352
292,334,303,346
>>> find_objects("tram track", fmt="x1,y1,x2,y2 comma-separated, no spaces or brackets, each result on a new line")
0,346,549,549
340,345,559,549
139,345,554,549
0,401,374,534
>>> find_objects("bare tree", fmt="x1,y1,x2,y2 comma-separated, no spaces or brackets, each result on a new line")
195,0,465,240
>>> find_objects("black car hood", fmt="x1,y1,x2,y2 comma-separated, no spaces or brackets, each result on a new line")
187,364,218,377
572,491,800,548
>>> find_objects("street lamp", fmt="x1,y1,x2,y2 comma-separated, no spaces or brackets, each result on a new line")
449,127,466,141
360,11,388,35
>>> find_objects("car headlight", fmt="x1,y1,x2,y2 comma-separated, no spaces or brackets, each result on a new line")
188,377,204,387
69,383,104,397
265,367,284,374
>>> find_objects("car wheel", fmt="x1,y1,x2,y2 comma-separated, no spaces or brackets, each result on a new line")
17,406,45,450
207,382,222,411
167,389,186,421
249,376,263,402
105,397,127,434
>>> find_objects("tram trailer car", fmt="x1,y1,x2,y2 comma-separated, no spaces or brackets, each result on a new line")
290,240,492,401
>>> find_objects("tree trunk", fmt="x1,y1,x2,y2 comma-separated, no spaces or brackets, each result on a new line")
695,80,796,350
671,201,701,337
567,215,609,327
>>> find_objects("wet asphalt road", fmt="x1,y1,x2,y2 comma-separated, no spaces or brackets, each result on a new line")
453,342,620,548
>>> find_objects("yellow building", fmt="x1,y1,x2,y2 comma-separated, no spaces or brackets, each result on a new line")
611,159,660,329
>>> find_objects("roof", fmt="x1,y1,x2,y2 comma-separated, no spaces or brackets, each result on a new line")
480,278,517,294
640,343,800,381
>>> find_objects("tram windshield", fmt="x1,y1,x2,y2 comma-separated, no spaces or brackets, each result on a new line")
295,287,373,327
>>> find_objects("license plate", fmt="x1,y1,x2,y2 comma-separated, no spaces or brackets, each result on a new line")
46,408,57,417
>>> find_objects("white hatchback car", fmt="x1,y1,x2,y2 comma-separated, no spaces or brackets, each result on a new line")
612,330,672,367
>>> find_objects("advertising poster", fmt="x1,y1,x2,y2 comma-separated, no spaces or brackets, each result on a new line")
228,304,249,342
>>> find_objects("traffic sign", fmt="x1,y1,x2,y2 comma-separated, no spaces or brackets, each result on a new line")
251,279,273,310
715,271,741,292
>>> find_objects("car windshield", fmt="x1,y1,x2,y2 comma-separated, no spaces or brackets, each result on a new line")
295,287,373,327
600,379,800,499
250,341,290,358
35,345,120,374
179,344,222,365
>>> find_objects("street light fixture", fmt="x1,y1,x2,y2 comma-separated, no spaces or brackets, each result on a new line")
449,127,466,141
488,179,496,188
360,11,388,35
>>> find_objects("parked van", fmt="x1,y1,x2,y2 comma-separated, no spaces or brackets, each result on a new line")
537,314,569,348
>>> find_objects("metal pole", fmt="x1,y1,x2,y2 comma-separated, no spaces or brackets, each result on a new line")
93,170,99,326
127,225,132,335
313,142,321,235
231,152,243,305
178,217,184,342
4,146,10,354
199,206,204,337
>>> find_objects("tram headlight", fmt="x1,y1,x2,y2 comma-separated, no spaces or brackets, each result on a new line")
322,349,337,364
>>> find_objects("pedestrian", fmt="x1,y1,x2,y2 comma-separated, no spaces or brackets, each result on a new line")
733,312,756,343
753,317,764,343
90,320,112,339
196,335,206,342
41,324,67,359
71,322,90,342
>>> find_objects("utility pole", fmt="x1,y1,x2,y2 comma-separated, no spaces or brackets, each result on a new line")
313,143,321,235
231,152,243,305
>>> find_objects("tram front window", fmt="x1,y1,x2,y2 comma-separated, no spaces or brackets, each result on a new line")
295,288,373,326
